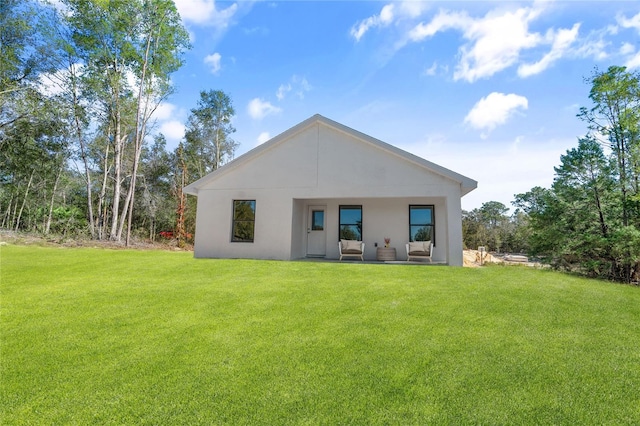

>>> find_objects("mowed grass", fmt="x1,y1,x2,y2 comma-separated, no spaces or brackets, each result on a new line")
2,245,640,425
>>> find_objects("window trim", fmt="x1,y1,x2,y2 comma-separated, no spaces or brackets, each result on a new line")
231,200,256,243
409,204,435,245
338,205,363,241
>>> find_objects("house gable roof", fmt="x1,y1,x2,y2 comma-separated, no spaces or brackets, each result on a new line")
184,114,477,196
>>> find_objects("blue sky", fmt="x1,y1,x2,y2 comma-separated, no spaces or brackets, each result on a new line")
153,0,640,211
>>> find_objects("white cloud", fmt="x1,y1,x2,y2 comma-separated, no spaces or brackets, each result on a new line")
397,0,429,19
408,10,470,42
518,23,580,78
204,52,222,74
464,92,528,135
125,69,140,93
351,0,431,42
276,83,291,101
174,0,238,26
159,120,186,143
153,102,179,121
152,103,186,146
571,30,610,61
617,14,640,69
275,75,311,101
625,51,640,70
247,98,282,120
38,65,78,97
620,42,635,55
508,135,524,155
374,2,587,82
256,132,271,145
454,7,544,82
294,76,312,99
405,6,548,82
423,62,438,76
618,11,640,32
351,3,395,41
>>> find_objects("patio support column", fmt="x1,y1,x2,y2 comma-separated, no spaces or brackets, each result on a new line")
446,194,464,266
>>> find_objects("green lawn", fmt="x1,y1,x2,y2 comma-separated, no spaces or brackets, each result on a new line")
2,245,640,425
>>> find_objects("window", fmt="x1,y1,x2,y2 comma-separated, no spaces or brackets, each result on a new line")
232,200,256,242
311,210,324,231
339,205,362,240
409,205,434,243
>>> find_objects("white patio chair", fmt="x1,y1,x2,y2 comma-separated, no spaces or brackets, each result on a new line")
339,240,365,261
406,241,433,262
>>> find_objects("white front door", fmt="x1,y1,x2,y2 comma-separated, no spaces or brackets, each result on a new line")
306,206,326,257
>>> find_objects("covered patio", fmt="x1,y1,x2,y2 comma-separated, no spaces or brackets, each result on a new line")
290,196,458,264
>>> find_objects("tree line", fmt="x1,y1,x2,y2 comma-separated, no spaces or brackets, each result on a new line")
462,201,530,255
465,66,640,284
1,1,237,246
514,66,640,283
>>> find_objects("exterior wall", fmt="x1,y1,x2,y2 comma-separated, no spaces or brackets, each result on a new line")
198,123,460,197
191,121,470,265
193,189,294,260
290,199,305,258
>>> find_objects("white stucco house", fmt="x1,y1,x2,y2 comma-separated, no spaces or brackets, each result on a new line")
184,114,477,265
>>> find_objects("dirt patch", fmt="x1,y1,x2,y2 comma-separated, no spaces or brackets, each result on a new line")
463,249,503,267
0,230,193,252
464,249,544,268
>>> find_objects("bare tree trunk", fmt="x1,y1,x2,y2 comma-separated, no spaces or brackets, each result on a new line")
124,13,160,247
109,115,124,241
118,168,133,242
70,63,96,238
176,149,187,248
44,164,63,235
11,194,19,229
108,57,126,242
215,123,220,169
2,194,13,228
15,169,35,232
97,141,110,240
